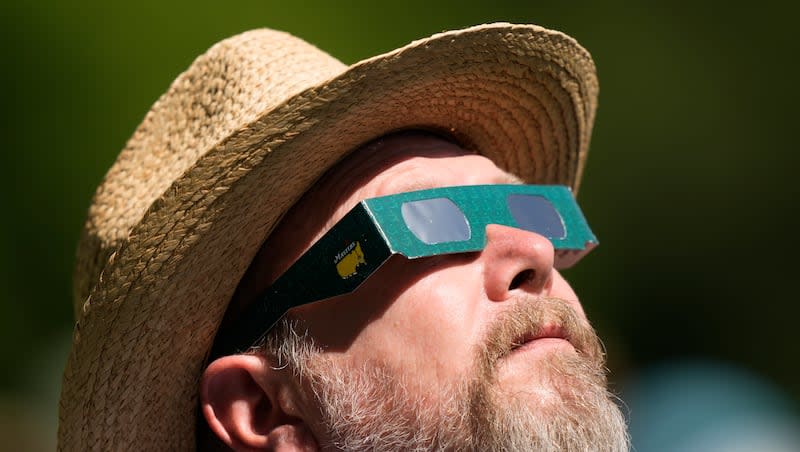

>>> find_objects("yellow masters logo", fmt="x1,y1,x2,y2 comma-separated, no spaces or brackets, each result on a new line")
334,241,365,279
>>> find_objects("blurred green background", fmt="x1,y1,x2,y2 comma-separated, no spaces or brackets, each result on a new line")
2,0,798,449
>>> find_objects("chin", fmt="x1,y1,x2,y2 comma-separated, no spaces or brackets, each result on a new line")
467,351,629,451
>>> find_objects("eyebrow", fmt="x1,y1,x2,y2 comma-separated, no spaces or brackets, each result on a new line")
383,177,440,194
500,172,525,185
382,169,524,196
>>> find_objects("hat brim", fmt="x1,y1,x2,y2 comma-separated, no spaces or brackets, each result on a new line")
59,23,597,449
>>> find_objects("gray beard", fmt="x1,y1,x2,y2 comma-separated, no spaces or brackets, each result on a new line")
284,298,630,451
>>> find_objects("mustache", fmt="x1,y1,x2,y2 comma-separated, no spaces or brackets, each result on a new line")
478,296,604,374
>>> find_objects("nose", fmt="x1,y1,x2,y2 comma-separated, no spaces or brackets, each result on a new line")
481,224,555,301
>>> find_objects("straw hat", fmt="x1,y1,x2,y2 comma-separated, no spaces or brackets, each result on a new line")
59,23,598,450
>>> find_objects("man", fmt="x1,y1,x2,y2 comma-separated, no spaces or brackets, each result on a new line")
60,23,629,450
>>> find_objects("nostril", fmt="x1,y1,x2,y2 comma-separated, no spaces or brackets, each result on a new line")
509,269,535,291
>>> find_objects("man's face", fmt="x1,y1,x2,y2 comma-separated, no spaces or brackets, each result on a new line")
223,133,628,450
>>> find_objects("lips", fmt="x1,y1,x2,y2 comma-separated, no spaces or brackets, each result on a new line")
510,323,569,352
484,298,602,370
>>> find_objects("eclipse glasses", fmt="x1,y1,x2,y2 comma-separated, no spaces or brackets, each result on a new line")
213,184,597,357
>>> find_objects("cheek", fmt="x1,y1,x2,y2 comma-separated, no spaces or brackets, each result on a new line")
344,261,487,383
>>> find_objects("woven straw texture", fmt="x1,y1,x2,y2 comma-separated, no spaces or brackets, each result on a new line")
60,23,597,450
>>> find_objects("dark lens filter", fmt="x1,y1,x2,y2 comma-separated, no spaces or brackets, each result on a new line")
506,194,565,239
401,197,471,244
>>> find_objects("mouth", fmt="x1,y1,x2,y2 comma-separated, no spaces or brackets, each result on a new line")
510,323,570,353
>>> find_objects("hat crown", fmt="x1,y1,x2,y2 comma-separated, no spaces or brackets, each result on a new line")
74,29,346,314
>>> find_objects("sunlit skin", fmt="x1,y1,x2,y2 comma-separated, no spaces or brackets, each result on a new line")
204,132,593,449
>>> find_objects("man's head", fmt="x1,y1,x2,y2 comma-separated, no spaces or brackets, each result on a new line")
201,132,628,450
59,24,624,450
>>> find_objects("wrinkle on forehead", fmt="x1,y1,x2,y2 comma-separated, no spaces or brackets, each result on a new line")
375,156,524,200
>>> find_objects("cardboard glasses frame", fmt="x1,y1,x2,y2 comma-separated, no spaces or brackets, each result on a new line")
212,184,597,357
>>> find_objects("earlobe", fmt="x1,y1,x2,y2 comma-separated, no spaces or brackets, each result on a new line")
200,354,318,451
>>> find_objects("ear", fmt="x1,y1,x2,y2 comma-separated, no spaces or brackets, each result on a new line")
200,354,318,451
